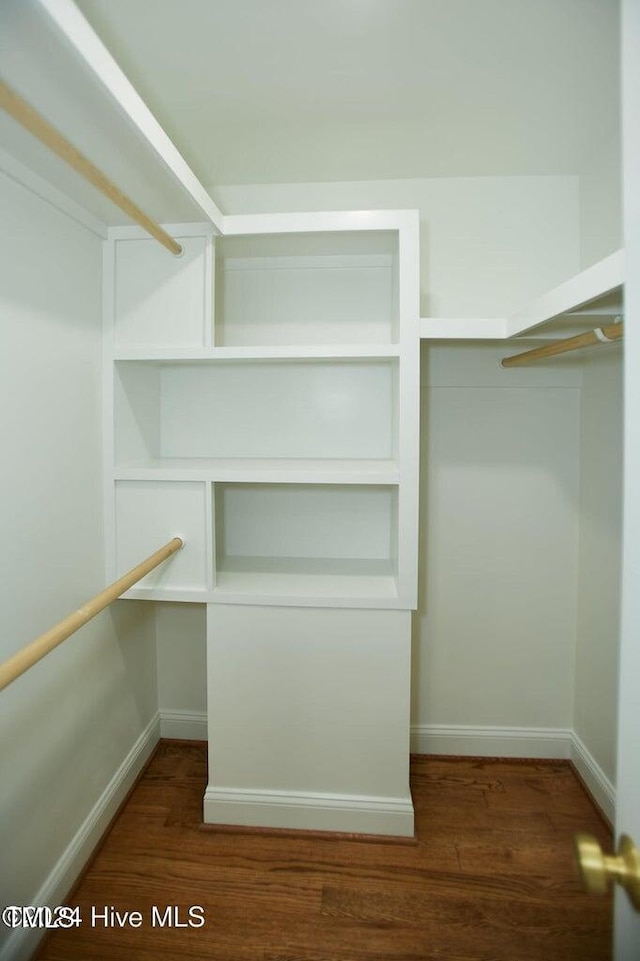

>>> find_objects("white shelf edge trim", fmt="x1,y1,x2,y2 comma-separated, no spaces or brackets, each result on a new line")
223,209,419,236
112,346,401,361
114,470,400,486
35,0,225,233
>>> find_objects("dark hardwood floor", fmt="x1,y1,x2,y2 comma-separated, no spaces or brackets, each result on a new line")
35,742,613,961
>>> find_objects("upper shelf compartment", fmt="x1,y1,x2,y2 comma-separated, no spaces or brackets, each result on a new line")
0,0,222,231
111,227,212,350
110,227,401,352
215,231,399,347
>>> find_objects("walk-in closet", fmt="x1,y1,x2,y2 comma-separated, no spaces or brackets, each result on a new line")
1,2,639,959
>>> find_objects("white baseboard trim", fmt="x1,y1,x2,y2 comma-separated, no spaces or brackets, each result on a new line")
2,714,161,961
410,724,616,822
570,733,616,824
159,710,207,741
160,715,576,760
152,714,618,822
203,785,415,837
410,723,573,759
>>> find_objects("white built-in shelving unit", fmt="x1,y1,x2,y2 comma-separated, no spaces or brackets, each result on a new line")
105,214,420,610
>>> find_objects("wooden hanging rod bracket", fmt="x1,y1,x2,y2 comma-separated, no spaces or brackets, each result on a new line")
0,80,182,256
0,537,184,693
501,322,624,368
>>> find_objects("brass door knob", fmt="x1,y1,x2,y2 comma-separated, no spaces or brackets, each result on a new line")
574,833,640,910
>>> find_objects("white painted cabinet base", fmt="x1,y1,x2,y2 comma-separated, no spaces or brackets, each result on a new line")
204,605,415,837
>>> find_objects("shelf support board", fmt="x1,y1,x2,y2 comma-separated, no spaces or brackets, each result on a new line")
34,0,225,233
505,251,624,338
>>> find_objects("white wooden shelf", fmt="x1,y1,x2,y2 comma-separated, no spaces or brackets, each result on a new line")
113,345,402,361
122,587,212,604
123,575,400,608
0,0,223,230
505,250,624,338
113,459,400,485
213,565,398,605
419,250,624,343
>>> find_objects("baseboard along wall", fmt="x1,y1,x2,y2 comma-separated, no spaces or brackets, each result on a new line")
159,710,208,741
159,712,615,821
2,714,161,961
409,723,573,759
570,732,615,825
410,722,615,824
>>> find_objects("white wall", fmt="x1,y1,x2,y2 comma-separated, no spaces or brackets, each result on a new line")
579,140,623,269
0,172,157,958
212,176,580,317
155,174,584,751
574,348,623,782
416,344,581,739
156,601,206,738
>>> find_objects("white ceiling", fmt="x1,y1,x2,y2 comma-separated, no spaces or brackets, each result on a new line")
62,0,622,185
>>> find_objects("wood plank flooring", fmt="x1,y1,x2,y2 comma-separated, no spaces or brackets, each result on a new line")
35,742,613,961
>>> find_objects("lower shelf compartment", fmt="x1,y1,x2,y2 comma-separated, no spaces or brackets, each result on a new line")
213,482,399,602
112,479,402,606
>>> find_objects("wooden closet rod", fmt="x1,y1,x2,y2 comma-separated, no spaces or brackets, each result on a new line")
501,322,623,368
0,537,184,693
0,80,182,256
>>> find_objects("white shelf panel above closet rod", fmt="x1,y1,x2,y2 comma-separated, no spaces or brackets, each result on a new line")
419,251,624,343
36,0,224,232
505,250,624,339
1,0,223,230
0,80,182,255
